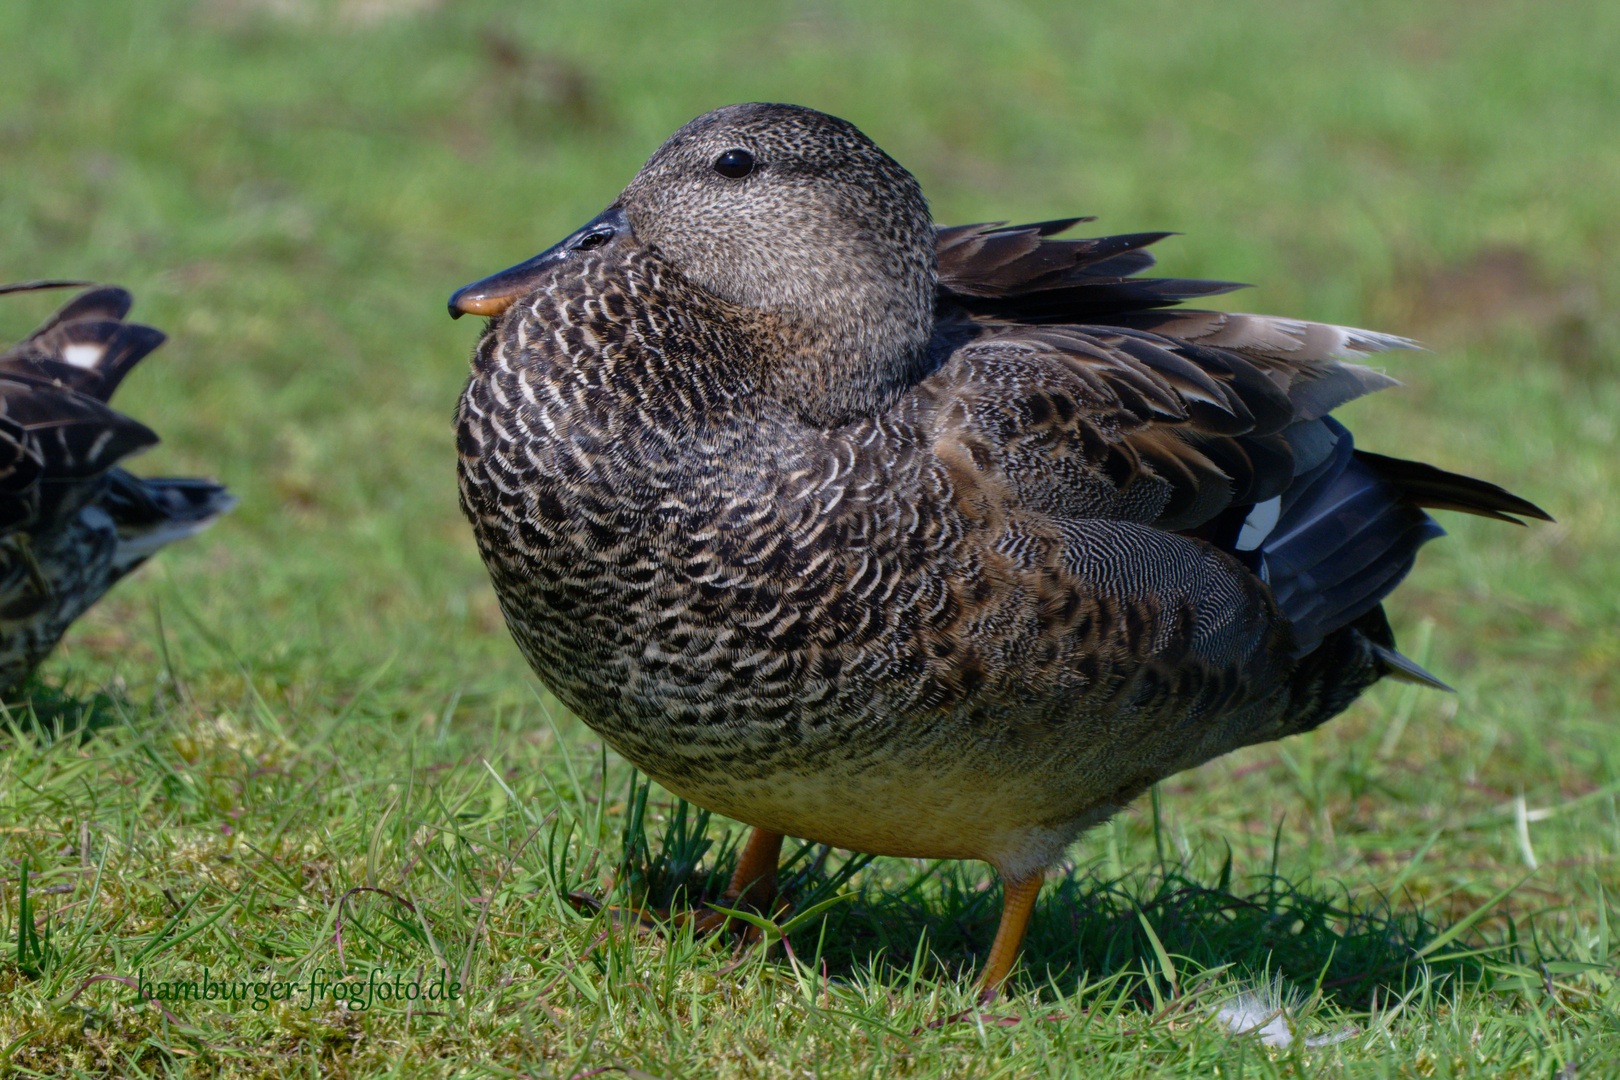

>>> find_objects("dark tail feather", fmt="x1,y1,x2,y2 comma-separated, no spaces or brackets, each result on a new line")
1250,418,1445,658
1259,445,1552,669
1355,451,1552,525
0,285,165,401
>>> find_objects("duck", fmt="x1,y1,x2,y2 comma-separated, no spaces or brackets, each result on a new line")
0,282,235,694
448,103,1548,998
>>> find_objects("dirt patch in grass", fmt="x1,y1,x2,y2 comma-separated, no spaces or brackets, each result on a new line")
1393,246,1603,375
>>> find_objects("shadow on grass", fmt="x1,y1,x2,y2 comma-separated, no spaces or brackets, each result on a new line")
610,777,1485,1010
830,860,1471,1009
0,678,132,744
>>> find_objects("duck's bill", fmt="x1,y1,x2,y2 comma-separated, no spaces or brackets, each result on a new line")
447,250,556,318
448,207,627,319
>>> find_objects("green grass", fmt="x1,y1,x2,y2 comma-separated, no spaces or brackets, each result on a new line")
2,0,1618,1075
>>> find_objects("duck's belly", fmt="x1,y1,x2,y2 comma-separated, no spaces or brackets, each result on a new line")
576,689,1176,882
500,573,1226,880
651,751,1112,879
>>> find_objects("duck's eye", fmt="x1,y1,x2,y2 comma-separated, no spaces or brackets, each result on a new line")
712,149,755,179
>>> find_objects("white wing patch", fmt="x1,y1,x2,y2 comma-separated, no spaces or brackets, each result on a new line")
61,343,105,369
1235,495,1281,551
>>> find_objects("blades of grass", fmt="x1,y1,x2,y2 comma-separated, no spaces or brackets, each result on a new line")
288,656,396,759
778,891,861,937
129,880,251,969
698,904,777,941
1136,907,1178,999
482,756,550,830
260,759,335,850
405,888,454,990
435,689,460,746
1456,775,1620,832
1513,792,1539,870
0,1029,43,1067
1597,882,1610,963
1416,874,1534,959
5,748,100,804
400,736,419,856
366,792,400,892
532,687,592,823
60,838,113,962
544,817,582,901
1150,785,1167,872
614,774,653,904
1106,816,1124,881
1376,617,1432,760
150,601,178,702
15,863,40,972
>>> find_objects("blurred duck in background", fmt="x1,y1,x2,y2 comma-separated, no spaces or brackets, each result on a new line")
0,282,234,694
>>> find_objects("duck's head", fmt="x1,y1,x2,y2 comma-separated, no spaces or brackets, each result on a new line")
451,103,938,425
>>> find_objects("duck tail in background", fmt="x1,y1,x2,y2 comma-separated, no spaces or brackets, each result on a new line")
101,472,237,573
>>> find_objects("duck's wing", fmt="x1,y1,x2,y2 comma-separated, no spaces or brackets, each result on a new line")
925,222,1547,665
937,219,1244,320
931,318,1409,531
932,220,1545,534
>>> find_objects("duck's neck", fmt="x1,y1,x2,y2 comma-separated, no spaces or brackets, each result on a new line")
744,302,930,428
627,246,936,429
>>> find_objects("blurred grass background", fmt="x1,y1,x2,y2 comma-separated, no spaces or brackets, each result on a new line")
1,0,1617,1076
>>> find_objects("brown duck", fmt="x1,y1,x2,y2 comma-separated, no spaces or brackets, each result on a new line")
449,103,1547,997
0,282,234,693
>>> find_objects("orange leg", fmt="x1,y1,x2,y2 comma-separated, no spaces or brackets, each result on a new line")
724,827,784,909
977,873,1043,1002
